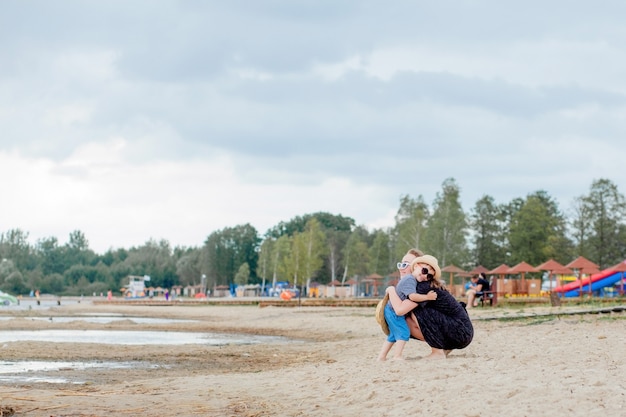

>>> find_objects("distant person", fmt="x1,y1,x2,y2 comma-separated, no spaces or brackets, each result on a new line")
107,290,112,301
466,273,490,308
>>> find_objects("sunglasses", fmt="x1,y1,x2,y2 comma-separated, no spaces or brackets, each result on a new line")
420,267,434,280
397,262,411,269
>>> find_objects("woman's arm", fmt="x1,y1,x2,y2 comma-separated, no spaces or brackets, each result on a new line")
385,286,417,315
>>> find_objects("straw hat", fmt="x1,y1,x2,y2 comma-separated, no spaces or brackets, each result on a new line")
412,254,442,280
375,293,389,335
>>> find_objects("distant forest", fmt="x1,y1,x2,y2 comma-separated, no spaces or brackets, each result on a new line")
1,177,625,296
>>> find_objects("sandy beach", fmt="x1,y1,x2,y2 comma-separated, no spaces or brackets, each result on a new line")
0,301,624,416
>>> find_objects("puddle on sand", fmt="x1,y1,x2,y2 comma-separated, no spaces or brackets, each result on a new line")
0,316,199,324
0,329,291,345
0,360,164,384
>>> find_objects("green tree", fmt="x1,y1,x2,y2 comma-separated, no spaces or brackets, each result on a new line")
257,238,274,293
508,191,571,266
36,237,65,275
202,224,260,287
300,219,327,292
341,228,370,283
368,229,391,275
64,230,95,267
119,239,177,288
424,178,469,268
272,235,292,287
391,194,430,261
234,262,250,286
3,271,27,294
569,195,594,258
280,234,300,286
0,229,34,271
469,195,508,269
579,179,626,267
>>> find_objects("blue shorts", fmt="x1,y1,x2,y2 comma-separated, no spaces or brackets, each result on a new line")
384,302,410,342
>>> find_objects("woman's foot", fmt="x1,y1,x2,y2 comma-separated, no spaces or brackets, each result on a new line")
425,349,447,360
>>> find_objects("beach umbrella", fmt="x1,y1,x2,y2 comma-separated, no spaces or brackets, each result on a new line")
366,273,384,297
507,262,539,295
468,265,490,275
565,256,600,297
442,265,466,291
488,264,511,275
536,259,571,291
487,264,510,296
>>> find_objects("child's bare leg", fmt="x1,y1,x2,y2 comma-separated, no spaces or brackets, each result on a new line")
378,341,394,361
391,340,407,360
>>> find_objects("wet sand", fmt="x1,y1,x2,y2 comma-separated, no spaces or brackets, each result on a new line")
0,301,624,416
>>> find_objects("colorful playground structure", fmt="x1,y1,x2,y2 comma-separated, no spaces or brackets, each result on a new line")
553,267,625,297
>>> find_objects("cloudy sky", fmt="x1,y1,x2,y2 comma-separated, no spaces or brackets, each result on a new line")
2,1,626,253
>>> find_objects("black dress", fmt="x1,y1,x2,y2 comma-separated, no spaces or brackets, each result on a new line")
412,281,474,350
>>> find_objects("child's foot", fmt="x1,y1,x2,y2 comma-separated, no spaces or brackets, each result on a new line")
391,356,405,361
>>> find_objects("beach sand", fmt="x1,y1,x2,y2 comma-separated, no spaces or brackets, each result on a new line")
0,301,624,416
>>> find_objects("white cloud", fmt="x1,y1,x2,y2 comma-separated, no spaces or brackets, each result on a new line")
2,1,626,254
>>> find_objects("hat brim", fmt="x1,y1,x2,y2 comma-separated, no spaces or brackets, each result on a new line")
375,293,390,335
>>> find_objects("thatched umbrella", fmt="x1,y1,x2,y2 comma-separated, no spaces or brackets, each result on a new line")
488,264,510,296
468,265,490,275
488,263,511,276
536,259,571,291
565,256,600,297
507,262,539,295
442,265,466,294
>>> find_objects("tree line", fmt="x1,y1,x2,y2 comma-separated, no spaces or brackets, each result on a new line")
1,177,624,296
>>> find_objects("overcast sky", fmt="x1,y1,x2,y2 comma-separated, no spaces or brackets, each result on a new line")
2,1,626,253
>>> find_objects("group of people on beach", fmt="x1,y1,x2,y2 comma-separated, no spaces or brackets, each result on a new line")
378,249,474,361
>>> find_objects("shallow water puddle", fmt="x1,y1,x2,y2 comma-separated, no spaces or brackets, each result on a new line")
0,360,162,384
0,316,199,324
0,329,290,345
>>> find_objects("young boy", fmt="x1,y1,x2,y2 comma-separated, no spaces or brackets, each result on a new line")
377,253,437,361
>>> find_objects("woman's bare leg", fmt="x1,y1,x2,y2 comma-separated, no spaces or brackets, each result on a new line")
405,316,424,341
